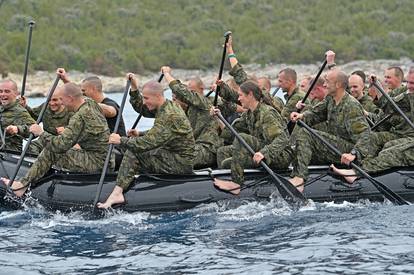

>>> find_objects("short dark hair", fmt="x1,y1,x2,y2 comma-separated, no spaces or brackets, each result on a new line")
387,66,404,81
279,68,297,83
82,76,103,93
351,70,366,83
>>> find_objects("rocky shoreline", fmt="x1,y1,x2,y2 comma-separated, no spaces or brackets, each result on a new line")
4,57,413,97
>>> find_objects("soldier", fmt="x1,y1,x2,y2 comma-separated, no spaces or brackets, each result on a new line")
348,74,379,114
21,83,74,154
59,68,126,136
299,75,312,93
289,70,371,191
0,79,36,152
373,67,406,108
213,81,292,195
97,75,195,209
331,68,414,182
223,35,284,113
1,82,111,197
162,66,222,168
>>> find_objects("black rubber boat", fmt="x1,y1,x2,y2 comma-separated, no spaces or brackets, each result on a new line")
0,151,414,212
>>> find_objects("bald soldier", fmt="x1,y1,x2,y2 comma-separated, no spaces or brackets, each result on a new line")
289,70,371,191
2,82,111,197
97,75,195,208
0,79,36,151
348,74,379,114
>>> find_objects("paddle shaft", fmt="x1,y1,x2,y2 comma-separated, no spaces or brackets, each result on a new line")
213,32,232,106
7,75,60,190
131,73,164,129
296,120,410,205
300,60,327,105
372,81,414,131
287,58,327,133
217,113,306,204
21,21,35,97
93,80,131,206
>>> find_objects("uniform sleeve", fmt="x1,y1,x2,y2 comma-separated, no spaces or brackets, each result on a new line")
302,99,328,126
129,89,157,118
281,92,309,120
229,62,248,85
259,111,289,159
39,114,82,153
15,109,36,138
120,115,176,154
346,105,371,159
26,103,43,120
218,82,239,103
169,80,210,110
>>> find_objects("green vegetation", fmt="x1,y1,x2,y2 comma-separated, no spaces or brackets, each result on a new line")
0,0,413,76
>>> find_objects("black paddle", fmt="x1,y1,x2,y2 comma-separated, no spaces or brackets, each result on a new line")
6,75,60,193
213,31,232,106
287,59,327,132
371,78,414,131
21,20,35,97
216,112,307,205
93,79,131,207
130,73,164,129
296,120,410,205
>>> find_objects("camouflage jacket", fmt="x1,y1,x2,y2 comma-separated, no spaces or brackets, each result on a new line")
126,90,195,164
38,99,110,156
303,93,371,158
170,80,222,151
226,62,284,113
27,103,73,135
281,87,309,120
376,86,407,109
222,103,291,160
382,91,414,137
0,100,35,152
358,94,379,114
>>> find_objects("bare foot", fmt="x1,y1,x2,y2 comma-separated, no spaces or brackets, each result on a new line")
330,164,358,184
1,178,28,197
97,186,125,209
214,178,241,195
289,176,304,193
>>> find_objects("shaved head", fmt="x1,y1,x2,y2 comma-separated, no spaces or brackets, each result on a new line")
142,80,164,95
82,76,103,93
0,79,18,94
63,83,83,98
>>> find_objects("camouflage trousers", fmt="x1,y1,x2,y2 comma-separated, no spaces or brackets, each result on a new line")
291,128,354,180
193,143,217,169
117,148,193,190
365,131,400,158
361,137,414,173
217,133,291,184
20,147,107,187
28,139,43,155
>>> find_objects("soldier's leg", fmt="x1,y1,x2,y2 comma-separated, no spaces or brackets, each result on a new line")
193,143,216,169
137,148,193,174
230,133,262,184
19,147,61,187
292,128,353,180
53,148,105,173
366,132,400,158
28,139,43,155
216,145,233,168
362,138,414,173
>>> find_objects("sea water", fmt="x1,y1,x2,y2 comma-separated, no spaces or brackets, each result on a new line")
2,90,413,274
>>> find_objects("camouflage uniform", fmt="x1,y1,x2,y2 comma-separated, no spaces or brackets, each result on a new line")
170,80,222,168
357,91,414,173
228,62,284,113
26,103,73,155
375,86,407,109
0,100,35,152
281,87,309,120
116,90,195,190
361,137,414,173
291,93,371,179
358,94,379,114
217,103,292,184
20,99,110,187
